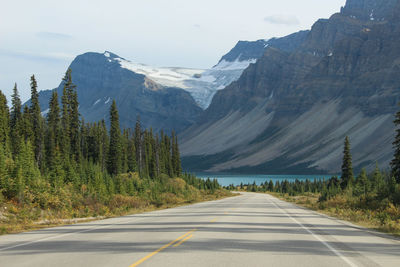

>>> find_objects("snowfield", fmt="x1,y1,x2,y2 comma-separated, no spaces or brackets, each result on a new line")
104,51,256,109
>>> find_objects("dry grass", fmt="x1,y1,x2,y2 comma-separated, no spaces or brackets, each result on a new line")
271,192,400,237
0,189,233,235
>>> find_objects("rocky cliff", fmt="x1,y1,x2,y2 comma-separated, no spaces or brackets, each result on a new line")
180,0,400,174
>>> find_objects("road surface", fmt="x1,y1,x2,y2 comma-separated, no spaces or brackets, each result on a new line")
0,192,399,267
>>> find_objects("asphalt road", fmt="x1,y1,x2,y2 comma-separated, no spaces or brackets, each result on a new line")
0,192,399,267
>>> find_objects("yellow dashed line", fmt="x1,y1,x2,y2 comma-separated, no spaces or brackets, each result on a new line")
129,229,196,267
173,234,193,247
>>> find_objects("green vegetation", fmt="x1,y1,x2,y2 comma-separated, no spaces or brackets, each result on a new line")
0,70,228,235
228,104,400,235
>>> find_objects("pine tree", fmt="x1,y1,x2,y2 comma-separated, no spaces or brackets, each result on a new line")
355,168,369,197
372,163,384,194
391,103,400,183
10,84,22,156
135,117,143,176
30,75,44,166
341,136,354,189
61,73,71,158
107,100,122,175
0,91,10,153
46,91,61,171
21,105,32,143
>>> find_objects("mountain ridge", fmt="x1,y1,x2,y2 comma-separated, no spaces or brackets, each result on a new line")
180,0,400,174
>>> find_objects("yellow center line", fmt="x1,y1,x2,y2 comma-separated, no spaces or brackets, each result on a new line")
173,234,193,247
210,218,217,223
129,229,196,267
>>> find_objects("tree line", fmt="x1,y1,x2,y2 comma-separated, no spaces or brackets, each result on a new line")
0,69,218,208
228,103,400,206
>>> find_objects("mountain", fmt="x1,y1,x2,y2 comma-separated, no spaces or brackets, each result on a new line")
35,52,203,134
32,31,307,132
180,0,400,174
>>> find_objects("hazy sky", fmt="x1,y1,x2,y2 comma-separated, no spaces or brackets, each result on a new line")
1,0,346,101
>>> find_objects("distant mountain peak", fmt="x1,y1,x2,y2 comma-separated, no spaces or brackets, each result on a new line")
103,51,123,59
341,0,399,21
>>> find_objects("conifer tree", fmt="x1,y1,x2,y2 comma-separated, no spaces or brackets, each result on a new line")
46,91,61,170
10,84,22,156
0,91,10,153
61,74,71,157
107,100,122,175
135,117,143,175
372,163,384,193
341,136,354,189
391,103,400,183
355,168,369,197
30,75,44,166
21,105,32,143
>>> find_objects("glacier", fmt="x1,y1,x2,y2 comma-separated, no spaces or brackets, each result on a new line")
103,51,256,109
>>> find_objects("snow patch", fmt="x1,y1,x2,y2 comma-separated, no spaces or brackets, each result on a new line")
105,97,111,104
93,98,101,106
213,58,257,71
41,108,49,116
104,52,110,58
370,9,375,21
328,52,333,57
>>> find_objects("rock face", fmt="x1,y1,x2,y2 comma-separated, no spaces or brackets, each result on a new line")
180,0,400,174
35,52,203,134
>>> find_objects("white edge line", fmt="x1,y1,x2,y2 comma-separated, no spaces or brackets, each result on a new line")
0,217,142,252
270,199,358,267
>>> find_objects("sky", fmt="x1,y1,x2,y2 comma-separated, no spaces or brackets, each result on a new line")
0,0,346,102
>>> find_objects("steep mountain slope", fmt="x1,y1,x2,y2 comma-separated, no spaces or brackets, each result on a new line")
181,0,400,174
36,52,203,134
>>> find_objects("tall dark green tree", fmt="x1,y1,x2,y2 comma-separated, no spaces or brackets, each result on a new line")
61,73,71,158
46,91,61,170
10,84,23,157
62,69,80,162
0,91,10,153
135,117,143,176
341,136,354,189
30,75,44,167
391,103,400,183
107,100,122,175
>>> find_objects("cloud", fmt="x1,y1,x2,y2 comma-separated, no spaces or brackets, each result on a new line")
264,15,300,25
36,31,72,41
0,49,74,62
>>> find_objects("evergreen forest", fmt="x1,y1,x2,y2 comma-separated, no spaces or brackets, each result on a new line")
0,70,225,234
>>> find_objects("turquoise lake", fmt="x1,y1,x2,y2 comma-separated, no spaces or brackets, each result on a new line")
196,173,337,187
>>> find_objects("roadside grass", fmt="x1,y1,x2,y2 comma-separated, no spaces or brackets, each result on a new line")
269,192,400,237
0,188,233,235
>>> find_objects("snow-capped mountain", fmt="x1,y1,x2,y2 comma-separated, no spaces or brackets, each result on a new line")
105,50,259,109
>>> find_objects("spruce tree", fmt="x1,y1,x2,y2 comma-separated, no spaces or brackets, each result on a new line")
391,103,400,183
30,75,44,166
107,100,122,175
135,117,143,175
46,91,61,170
61,73,71,157
341,136,354,189
0,91,10,153
10,83,22,156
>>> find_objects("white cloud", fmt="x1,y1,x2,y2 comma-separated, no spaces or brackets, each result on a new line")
264,14,300,25
36,31,72,41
